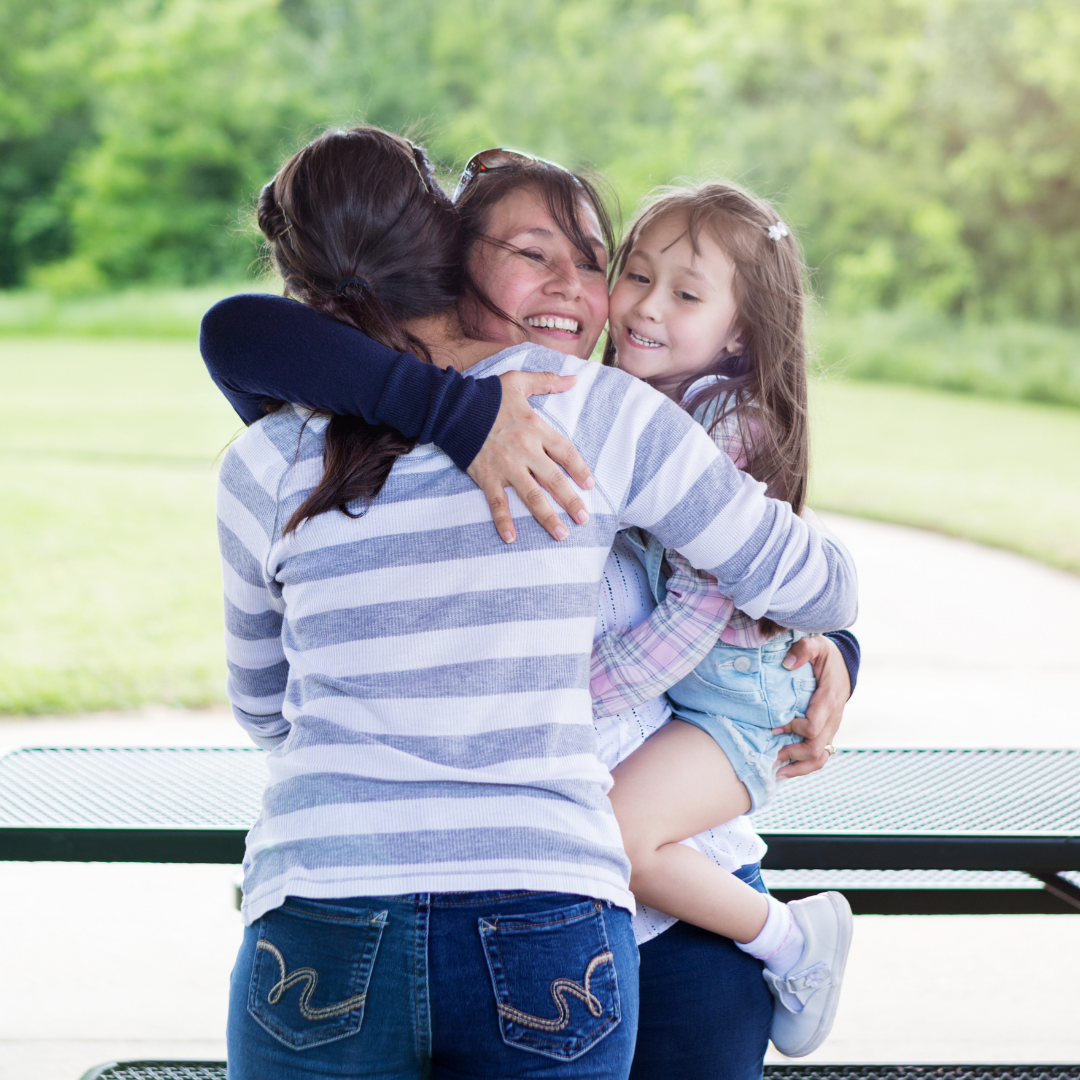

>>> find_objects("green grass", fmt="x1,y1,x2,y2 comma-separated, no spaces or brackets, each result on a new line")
2,335,1079,714
810,379,1080,573
0,338,243,713
815,308,1080,410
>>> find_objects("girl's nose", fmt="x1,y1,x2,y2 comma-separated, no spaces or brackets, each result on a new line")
634,286,663,322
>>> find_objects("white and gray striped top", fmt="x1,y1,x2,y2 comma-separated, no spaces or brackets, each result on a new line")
217,342,857,925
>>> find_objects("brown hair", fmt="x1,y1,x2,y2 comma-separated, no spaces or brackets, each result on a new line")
454,160,617,336
258,126,466,534
602,181,810,515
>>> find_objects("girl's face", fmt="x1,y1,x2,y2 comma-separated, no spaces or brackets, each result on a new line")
608,212,743,398
465,186,610,359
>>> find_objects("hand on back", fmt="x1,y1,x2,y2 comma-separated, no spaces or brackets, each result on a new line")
467,370,595,544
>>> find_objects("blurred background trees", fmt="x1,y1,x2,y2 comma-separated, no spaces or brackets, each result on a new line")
3,0,1079,324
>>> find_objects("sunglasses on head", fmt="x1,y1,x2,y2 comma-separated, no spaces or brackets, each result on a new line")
452,147,574,202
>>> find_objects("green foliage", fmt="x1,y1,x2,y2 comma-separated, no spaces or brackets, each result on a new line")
69,0,323,285
3,0,1080,325
815,308,1080,410
0,0,99,286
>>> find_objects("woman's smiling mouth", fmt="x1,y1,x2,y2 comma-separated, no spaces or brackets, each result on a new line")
627,327,664,348
525,314,580,335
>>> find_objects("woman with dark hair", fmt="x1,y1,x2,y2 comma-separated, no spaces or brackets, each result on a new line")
215,127,858,1079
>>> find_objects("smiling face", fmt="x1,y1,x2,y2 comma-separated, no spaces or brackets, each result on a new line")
463,185,610,359
608,211,743,398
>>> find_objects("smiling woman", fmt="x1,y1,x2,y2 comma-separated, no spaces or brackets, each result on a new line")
453,160,616,358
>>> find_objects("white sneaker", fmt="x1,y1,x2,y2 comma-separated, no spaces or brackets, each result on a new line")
763,891,853,1057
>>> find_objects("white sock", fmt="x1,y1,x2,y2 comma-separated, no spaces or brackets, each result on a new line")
735,896,807,1009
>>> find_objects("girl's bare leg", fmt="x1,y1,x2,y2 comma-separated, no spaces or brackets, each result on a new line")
609,719,769,942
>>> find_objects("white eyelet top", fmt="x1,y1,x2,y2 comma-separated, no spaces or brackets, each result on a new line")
594,532,767,945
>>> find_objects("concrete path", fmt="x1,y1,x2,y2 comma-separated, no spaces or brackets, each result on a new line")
2,514,1079,1077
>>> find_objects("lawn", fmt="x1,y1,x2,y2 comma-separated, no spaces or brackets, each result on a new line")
809,379,1080,573
0,338,242,714
2,336,1079,714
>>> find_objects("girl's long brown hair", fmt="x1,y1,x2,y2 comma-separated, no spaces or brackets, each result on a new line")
258,127,466,534
603,181,810,516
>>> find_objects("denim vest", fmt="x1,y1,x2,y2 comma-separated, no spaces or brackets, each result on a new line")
620,527,671,607
618,527,805,724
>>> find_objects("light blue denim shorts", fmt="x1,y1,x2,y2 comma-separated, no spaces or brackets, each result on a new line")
666,629,816,813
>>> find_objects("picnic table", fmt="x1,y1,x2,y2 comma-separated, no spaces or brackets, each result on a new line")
2,745,1077,1080
2,745,1078,914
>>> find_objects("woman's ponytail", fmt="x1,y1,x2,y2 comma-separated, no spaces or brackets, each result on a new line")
257,128,465,533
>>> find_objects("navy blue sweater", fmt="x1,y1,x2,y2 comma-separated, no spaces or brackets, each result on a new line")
200,294,502,472
198,292,860,692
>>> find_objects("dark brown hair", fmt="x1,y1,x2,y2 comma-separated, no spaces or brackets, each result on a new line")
454,160,617,336
258,126,464,533
603,181,810,515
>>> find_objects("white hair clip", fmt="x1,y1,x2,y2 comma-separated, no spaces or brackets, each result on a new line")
768,221,789,241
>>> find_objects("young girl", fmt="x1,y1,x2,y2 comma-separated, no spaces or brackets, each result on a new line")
594,181,854,1058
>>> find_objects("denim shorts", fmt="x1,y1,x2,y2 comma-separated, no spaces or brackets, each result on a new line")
666,629,816,813
227,890,638,1079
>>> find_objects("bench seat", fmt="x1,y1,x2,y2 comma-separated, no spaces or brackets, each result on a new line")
80,1063,1080,1078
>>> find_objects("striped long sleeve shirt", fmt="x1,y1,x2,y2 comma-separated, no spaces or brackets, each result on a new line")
217,342,858,925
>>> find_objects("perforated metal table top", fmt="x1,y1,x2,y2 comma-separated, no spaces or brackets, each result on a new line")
0,747,266,862
753,749,1080,836
2,746,1078,869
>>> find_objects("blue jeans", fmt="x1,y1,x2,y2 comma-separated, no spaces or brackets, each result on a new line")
630,863,772,1080
227,890,639,1079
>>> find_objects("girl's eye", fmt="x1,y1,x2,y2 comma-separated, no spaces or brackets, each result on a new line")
676,290,699,302
627,272,650,284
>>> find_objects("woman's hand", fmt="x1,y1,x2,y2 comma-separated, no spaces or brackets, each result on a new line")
467,370,596,543
774,635,851,779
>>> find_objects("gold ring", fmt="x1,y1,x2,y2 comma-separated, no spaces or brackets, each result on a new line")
824,744,837,756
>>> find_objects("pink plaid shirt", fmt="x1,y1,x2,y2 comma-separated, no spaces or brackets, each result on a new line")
590,377,776,717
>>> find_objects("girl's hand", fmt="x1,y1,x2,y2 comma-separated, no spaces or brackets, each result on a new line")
774,635,850,778
467,370,595,543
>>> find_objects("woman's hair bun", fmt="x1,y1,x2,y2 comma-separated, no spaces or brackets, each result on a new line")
257,180,290,242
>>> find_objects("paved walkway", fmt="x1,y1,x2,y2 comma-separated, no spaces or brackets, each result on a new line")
2,515,1079,1077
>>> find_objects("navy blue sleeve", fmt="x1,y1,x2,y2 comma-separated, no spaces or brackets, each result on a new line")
199,294,502,472
823,630,861,696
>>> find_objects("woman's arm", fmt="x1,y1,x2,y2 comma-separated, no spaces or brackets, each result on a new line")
217,445,291,750
201,294,499,464
591,551,733,717
201,294,594,542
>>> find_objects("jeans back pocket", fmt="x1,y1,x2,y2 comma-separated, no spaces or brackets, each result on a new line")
479,898,621,1061
248,897,387,1050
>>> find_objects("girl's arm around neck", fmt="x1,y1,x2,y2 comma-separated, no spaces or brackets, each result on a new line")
199,293,501,471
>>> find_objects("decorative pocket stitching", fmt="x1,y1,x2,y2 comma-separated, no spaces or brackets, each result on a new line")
495,951,613,1032
256,939,368,1021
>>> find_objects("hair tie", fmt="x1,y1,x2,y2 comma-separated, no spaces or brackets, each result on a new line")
336,276,371,296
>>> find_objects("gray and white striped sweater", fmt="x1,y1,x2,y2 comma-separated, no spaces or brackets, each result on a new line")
217,342,857,924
